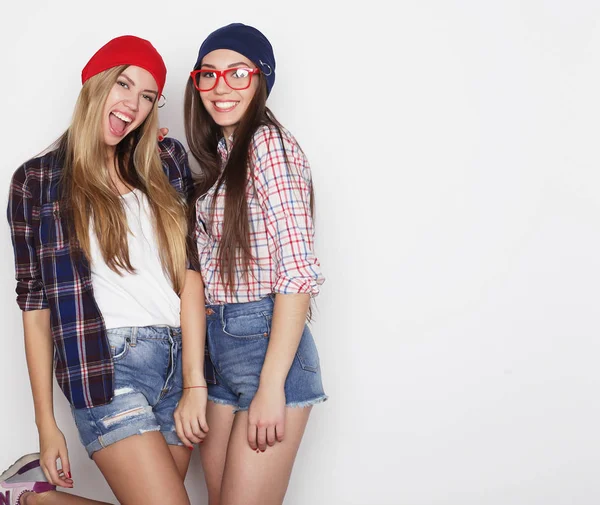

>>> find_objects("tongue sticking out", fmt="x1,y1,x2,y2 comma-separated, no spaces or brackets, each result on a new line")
109,113,128,136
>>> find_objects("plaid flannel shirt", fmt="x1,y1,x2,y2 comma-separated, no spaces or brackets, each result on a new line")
8,137,214,409
195,125,325,304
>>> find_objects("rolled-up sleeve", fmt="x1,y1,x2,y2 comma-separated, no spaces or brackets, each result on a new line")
253,129,325,296
7,165,48,310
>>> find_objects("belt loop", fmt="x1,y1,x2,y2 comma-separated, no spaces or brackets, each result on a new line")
130,327,138,347
220,304,226,325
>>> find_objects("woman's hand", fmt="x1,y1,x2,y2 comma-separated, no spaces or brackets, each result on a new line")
38,422,73,488
174,386,209,448
247,383,286,452
158,127,169,142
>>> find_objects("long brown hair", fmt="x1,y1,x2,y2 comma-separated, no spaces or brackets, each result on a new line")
58,66,188,293
184,73,313,294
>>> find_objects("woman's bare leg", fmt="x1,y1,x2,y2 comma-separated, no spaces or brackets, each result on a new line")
25,491,110,505
168,445,193,479
28,433,192,505
197,402,236,505
92,431,190,505
220,407,311,505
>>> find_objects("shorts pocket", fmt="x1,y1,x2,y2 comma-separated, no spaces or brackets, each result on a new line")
296,327,320,373
107,333,131,362
222,311,271,339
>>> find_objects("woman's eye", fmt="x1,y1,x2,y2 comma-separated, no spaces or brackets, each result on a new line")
142,94,155,103
232,69,249,78
117,80,129,89
201,71,216,79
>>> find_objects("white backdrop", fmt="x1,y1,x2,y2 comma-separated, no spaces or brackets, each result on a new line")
2,1,600,504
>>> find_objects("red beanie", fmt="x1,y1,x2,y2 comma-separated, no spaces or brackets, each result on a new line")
81,35,167,97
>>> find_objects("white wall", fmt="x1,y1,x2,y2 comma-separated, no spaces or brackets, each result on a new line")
2,1,600,504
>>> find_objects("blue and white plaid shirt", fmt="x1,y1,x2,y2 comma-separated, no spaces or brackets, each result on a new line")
8,137,214,409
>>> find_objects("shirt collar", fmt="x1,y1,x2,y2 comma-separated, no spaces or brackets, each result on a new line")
217,134,235,160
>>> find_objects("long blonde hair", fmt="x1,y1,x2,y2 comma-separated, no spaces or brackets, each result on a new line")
59,65,188,293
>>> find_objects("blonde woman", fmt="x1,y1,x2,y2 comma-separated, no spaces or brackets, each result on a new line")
2,36,209,505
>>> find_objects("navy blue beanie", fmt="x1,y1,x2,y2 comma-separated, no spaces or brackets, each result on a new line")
194,23,276,96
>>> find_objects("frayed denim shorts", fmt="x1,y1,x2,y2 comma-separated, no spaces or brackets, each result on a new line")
205,296,327,412
71,326,184,458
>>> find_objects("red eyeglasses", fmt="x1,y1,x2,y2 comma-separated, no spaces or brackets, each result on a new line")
190,67,260,92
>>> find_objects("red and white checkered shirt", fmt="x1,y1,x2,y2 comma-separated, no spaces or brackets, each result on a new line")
195,125,324,304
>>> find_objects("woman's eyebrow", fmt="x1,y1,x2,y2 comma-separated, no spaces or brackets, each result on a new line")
120,73,158,95
200,62,252,69
227,61,251,68
120,74,135,86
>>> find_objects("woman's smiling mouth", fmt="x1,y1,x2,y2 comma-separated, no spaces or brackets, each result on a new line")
212,101,239,112
109,110,133,137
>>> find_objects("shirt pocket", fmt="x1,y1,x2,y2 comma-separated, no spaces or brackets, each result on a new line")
39,201,68,251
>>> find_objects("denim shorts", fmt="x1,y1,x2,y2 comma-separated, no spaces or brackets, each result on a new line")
205,296,327,412
71,326,184,458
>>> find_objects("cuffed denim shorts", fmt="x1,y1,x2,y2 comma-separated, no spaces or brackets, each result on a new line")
71,326,184,458
205,296,327,412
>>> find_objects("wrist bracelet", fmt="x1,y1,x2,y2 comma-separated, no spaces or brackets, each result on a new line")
183,385,208,389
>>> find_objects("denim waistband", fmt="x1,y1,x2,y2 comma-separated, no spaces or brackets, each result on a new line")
106,325,182,341
205,295,275,320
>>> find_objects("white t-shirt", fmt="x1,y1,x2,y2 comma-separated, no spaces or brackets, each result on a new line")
89,189,180,329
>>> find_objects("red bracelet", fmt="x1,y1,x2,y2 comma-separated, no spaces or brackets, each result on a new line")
183,385,208,389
